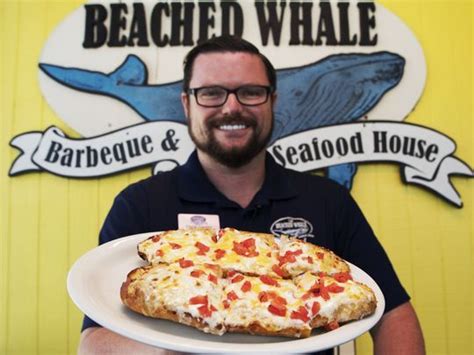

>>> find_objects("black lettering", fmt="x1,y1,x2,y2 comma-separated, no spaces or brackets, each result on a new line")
83,4,108,48
75,149,85,168
61,148,74,167
402,136,417,157
197,2,216,44
321,140,334,158
373,131,387,153
358,2,377,46
414,139,426,158
127,3,149,47
338,2,357,45
221,1,243,36
289,2,313,45
108,3,128,47
425,144,438,162
299,143,313,162
286,146,299,165
45,141,62,163
150,3,169,47
141,135,153,153
112,142,128,164
350,132,364,154
255,1,286,46
335,137,348,156
311,138,322,160
271,145,286,167
101,147,112,165
389,135,401,153
170,2,195,46
86,146,98,167
315,2,338,45
126,138,141,158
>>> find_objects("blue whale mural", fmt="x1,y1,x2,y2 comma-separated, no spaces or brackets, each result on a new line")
39,52,405,188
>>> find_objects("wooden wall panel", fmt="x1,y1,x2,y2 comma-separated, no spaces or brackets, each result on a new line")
0,1,472,355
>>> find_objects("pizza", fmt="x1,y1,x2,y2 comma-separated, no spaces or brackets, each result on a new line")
122,227,377,338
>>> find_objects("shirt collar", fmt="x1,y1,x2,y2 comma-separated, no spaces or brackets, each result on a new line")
177,150,298,207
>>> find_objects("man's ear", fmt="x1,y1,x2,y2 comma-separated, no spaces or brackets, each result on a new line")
181,92,190,120
271,92,277,108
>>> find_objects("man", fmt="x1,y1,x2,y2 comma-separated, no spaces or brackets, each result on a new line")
79,36,425,354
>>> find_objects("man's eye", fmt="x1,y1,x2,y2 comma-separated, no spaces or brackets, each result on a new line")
199,88,224,98
240,87,265,98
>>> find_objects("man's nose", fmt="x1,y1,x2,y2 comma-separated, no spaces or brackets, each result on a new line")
221,92,243,114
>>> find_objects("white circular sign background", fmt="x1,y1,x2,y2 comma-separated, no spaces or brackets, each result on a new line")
38,0,426,137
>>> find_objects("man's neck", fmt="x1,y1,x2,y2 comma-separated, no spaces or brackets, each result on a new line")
197,150,266,208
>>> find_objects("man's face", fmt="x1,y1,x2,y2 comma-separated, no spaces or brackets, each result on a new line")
181,52,276,168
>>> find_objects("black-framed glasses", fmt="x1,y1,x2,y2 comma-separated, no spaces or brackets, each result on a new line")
187,85,274,107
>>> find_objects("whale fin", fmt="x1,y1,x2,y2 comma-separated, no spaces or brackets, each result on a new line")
39,63,110,92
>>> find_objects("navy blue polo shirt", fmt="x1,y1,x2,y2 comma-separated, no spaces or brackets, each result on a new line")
82,151,409,347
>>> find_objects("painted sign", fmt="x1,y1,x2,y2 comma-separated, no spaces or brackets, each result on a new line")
9,0,473,207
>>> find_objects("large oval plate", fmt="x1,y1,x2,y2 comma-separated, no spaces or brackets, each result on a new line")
67,232,385,353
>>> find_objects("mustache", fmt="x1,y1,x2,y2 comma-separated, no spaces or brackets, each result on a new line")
207,115,257,128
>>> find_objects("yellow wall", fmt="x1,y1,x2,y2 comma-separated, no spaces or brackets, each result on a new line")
1,1,472,354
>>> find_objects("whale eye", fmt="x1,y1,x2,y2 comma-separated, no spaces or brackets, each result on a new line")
294,90,303,97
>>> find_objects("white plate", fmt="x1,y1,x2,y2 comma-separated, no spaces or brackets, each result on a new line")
67,232,385,354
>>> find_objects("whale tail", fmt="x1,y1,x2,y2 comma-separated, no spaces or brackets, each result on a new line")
39,54,148,93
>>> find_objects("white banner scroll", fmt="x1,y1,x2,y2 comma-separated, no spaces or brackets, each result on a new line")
9,121,473,207
9,121,194,178
268,121,473,207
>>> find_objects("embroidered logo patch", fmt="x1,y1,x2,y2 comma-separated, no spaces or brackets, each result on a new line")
270,217,314,240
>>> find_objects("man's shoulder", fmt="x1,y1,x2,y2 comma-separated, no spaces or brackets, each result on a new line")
119,169,179,199
281,166,348,196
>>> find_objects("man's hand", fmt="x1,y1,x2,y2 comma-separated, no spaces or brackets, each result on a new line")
78,327,185,355
370,301,425,355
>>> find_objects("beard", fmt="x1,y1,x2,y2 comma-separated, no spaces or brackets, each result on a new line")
188,114,273,168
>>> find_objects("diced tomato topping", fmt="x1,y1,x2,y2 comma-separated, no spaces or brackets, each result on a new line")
290,306,309,322
226,269,237,278
204,263,219,272
268,303,286,317
211,234,218,243
317,272,327,278
333,272,352,283
316,252,325,260
258,291,269,302
218,229,225,238
266,252,272,257
306,256,314,264
169,242,182,249
189,295,208,305
190,270,205,278
151,234,161,243
241,281,252,292
309,280,330,301
278,249,303,266
215,249,226,259
223,300,230,309
210,305,217,312
208,273,218,284
197,304,213,318
232,239,259,257
311,301,321,315
271,294,287,306
271,264,286,277
324,321,340,331
260,275,279,286
231,274,244,283
327,283,344,293
227,291,239,301
195,241,210,255
179,258,194,268
155,249,164,257
302,292,312,300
